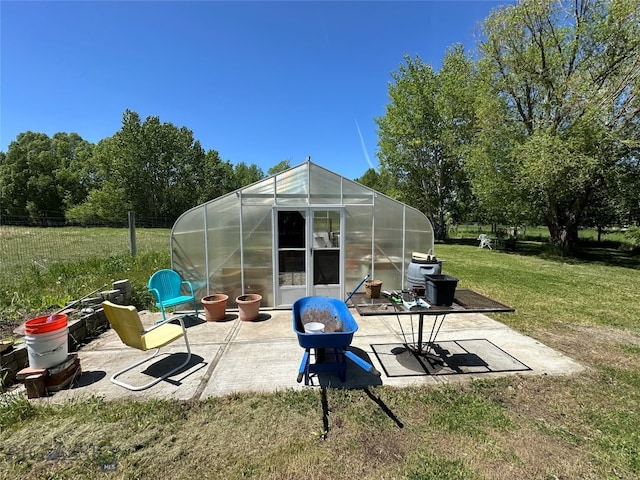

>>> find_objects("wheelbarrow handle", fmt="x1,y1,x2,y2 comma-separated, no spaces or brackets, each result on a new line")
344,350,381,377
344,273,370,304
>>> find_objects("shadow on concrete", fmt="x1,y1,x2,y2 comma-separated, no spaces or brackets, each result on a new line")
140,353,207,386
73,370,107,387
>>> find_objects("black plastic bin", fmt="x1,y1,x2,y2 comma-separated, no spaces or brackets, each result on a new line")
424,274,459,306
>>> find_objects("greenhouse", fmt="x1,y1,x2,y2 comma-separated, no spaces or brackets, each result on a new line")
170,160,435,308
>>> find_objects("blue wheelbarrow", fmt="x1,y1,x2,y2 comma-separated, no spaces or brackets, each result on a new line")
293,296,381,385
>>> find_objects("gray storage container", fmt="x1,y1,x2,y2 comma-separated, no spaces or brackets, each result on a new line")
407,257,441,290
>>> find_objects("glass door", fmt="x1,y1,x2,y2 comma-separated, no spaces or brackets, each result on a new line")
310,210,342,298
275,208,343,306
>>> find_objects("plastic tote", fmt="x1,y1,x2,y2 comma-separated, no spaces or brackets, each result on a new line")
25,313,69,369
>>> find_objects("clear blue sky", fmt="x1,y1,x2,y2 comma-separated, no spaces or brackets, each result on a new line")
1,0,508,180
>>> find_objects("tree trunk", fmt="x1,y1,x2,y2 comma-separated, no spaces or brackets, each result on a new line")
547,222,579,251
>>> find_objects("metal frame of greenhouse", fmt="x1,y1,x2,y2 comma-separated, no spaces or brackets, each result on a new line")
170,160,435,308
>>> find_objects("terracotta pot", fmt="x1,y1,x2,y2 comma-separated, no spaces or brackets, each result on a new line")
201,294,228,322
235,294,262,321
365,280,382,299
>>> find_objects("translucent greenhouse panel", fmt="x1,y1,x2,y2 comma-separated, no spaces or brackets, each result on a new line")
372,195,404,290
309,163,343,204
344,205,373,295
241,204,274,306
404,206,435,269
241,177,275,205
172,207,207,297
275,165,309,205
206,196,242,303
342,177,375,205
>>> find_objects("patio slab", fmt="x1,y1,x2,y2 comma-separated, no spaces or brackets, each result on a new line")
29,306,584,403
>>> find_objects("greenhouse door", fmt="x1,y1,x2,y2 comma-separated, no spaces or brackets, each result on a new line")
275,208,343,306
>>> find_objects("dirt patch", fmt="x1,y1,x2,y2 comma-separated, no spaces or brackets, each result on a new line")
532,323,640,370
300,307,343,332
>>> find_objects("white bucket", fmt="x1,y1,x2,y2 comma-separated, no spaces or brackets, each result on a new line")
25,326,69,369
304,322,325,334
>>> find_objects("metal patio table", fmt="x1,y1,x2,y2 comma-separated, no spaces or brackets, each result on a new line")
350,289,514,356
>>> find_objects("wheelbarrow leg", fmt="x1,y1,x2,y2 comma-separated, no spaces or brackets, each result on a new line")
297,349,310,384
337,348,347,382
344,350,382,377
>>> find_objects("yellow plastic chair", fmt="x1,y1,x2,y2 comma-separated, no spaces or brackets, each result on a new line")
101,301,192,391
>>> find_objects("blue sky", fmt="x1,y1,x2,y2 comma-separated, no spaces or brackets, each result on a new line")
1,1,508,180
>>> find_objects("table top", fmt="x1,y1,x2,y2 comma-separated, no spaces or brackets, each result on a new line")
350,289,515,316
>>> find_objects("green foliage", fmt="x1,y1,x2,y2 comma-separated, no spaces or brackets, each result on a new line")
2,117,276,227
233,161,265,187
267,159,292,176
0,132,94,219
474,0,640,249
376,46,476,239
197,149,237,203
74,110,208,224
625,226,640,248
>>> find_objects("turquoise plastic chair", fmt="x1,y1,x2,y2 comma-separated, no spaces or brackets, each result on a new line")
148,269,198,322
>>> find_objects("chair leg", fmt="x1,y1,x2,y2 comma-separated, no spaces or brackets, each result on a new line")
110,334,192,391
159,304,168,323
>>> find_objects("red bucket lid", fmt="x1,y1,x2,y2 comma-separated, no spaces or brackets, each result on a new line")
25,313,68,335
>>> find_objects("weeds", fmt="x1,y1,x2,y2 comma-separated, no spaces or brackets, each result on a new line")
0,392,38,429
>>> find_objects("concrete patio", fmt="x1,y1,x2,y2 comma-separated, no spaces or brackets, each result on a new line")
34,305,584,403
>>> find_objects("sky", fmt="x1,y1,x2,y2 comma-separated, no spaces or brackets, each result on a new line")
1,0,509,180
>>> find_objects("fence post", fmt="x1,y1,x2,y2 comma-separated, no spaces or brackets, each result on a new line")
128,211,137,257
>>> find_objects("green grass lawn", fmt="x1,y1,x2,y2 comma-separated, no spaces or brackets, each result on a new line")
1,229,640,479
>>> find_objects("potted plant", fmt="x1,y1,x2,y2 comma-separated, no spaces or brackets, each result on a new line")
201,294,229,322
235,293,262,321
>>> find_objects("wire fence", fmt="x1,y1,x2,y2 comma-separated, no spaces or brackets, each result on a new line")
0,217,172,282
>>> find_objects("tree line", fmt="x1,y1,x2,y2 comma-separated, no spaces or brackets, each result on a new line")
0,110,292,226
2,0,639,251
362,0,640,249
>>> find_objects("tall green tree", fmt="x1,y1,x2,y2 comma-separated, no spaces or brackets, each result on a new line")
69,110,207,223
470,0,640,249
0,131,94,219
376,46,477,239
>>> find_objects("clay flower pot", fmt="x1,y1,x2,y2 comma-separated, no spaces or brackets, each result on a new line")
201,294,228,322
235,294,262,321
365,280,382,299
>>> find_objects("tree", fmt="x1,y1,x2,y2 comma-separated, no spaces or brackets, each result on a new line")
233,162,264,189
354,167,400,197
197,149,236,203
472,0,640,250
267,159,292,176
68,110,207,224
375,46,477,239
0,131,94,220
